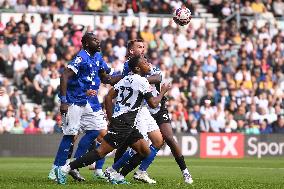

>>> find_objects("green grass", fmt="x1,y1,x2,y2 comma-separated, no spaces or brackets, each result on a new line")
0,157,283,189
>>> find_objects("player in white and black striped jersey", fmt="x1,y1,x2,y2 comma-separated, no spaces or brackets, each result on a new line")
54,55,171,185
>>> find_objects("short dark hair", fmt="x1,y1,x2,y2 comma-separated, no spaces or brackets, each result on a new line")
126,39,144,50
128,55,143,72
81,32,95,48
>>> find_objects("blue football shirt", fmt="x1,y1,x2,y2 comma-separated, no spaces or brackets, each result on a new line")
65,50,110,109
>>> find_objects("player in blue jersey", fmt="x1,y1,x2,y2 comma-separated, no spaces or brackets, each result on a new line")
54,55,171,185
48,33,118,182
107,39,193,184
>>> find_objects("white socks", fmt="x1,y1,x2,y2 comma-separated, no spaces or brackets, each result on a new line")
94,169,103,175
61,164,71,173
182,168,189,175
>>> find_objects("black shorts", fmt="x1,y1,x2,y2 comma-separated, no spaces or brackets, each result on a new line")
152,106,171,126
104,117,144,149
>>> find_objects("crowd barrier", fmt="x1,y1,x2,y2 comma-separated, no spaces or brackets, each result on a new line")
0,133,283,158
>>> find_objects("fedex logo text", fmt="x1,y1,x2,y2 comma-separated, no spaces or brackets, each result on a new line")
200,133,244,158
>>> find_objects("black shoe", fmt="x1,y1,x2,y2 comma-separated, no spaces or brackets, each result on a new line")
69,169,85,182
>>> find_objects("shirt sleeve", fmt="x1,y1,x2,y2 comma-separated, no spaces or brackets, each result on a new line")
139,78,153,96
99,55,111,74
122,62,130,77
67,56,82,75
150,66,162,78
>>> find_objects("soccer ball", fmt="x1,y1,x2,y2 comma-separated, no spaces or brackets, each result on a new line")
173,7,192,26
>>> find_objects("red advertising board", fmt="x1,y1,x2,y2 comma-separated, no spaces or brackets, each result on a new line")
200,133,244,158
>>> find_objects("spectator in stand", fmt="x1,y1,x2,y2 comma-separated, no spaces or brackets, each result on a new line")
38,0,50,13
1,110,15,133
10,118,24,134
86,0,102,11
22,37,36,60
107,16,120,31
14,0,26,12
13,53,28,87
0,35,9,73
260,119,273,134
226,113,238,132
8,37,21,60
272,115,284,133
24,120,39,134
116,24,128,44
0,87,10,115
251,0,265,14
113,38,127,61
30,106,42,129
17,14,30,33
53,114,63,133
273,0,284,17
245,121,260,135
19,110,30,129
188,119,198,135
221,1,231,18
10,88,23,110
27,0,39,12
141,25,154,43
23,61,38,99
33,66,53,105
50,0,59,13
49,69,60,92
38,111,55,134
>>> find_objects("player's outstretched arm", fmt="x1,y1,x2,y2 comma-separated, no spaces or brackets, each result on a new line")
59,68,75,114
147,74,162,84
105,88,118,120
146,83,171,108
99,70,123,86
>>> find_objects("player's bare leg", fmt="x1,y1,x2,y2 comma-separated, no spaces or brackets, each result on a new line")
133,130,163,184
159,122,193,184
92,130,108,179
55,139,115,184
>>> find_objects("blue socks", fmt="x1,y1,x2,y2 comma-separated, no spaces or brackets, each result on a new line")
54,135,74,166
139,144,159,171
112,149,135,171
74,130,100,159
94,142,105,169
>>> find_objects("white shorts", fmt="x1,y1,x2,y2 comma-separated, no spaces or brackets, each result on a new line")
135,106,159,141
62,103,107,135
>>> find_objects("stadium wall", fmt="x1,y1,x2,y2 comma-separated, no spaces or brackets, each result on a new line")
0,134,283,158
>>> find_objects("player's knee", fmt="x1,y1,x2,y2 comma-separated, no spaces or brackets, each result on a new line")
149,131,164,149
97,130,107,142
141,146,151,157
152,138,164,149
96,148,107,158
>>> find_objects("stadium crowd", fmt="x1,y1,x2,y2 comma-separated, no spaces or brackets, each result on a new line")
0,0,284,135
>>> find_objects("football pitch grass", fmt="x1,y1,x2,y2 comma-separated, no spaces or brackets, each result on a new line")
0,157,283,189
